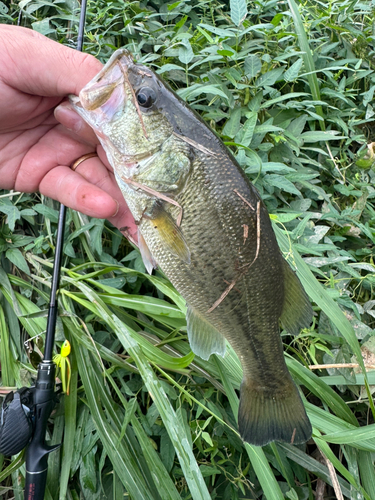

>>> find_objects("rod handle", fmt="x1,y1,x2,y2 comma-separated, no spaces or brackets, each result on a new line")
24,468,48,500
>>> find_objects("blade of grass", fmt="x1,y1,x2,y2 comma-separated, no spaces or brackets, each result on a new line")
0,452,24,483
315,435,371,500
104,370,182,500
320,427,375,451
111,315,212,500
215,357,284,500
318,372,375,385
59,357,78,500
71,280,212,500
287,0,325,128
47,413,64,500
358,451,375,500
63,288,194,371
75,342,158,500
286,357,358,425
0,302,15,386
278,443,351,497
275,224,370,407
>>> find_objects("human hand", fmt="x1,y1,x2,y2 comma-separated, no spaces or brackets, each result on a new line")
0,25,137,242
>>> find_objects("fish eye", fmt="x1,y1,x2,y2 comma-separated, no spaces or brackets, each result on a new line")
136,88,156,108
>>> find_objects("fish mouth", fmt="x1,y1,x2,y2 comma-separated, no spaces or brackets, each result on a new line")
69,50,135,117
68,49,159,166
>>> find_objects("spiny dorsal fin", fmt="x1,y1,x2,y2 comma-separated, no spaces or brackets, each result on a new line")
186,305,226,360
280,258,313,335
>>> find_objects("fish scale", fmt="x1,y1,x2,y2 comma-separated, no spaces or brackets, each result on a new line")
70,48,313,447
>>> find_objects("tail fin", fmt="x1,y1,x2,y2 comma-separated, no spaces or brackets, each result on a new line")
238,377,312,446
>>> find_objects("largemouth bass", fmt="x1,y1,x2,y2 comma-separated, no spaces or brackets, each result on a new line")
70,49,313,446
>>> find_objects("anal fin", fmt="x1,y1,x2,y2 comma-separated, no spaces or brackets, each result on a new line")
186,305,226,360
138,229,157,275
280,259,313,335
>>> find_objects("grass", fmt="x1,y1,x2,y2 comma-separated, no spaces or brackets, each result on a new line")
1,0,375,498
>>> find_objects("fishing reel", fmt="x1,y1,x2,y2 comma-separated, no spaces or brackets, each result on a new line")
0,380,60,457
0,387,35,456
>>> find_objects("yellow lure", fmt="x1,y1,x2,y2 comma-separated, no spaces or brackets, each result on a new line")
53,340,71,395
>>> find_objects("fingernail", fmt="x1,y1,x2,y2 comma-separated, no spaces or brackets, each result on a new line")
111,200,119,217
54,104,82,133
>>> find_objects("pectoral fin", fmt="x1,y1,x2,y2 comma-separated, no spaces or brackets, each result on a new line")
148,204,190,264
186,306,226,360
138,229,157,275
280,259,313,335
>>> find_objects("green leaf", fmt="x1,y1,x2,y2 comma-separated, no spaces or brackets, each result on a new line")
301,131,346,142
358,451,375,500
178,40,194,64
265,174,302,195
270,213,302,223
0,1,9,14
230,0,247,25
287,115,307,137
246,162,295,174
240,112,257,146
222,107,242,138
59,367,78,500
32,19,55,35
198,23,237,38
20,208,37,216
244,55,262,78
5,248,30,275
33,203,59,223
177,84,228,101
284,58,303,81
287,0,325,128
260,92,309,108
157,63,185,74
0,303,15,386
0,204,21,231
255,67,285,87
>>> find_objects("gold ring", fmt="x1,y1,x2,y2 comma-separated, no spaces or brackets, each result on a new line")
70,152,98,171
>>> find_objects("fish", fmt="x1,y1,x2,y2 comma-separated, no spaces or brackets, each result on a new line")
70,49,313,446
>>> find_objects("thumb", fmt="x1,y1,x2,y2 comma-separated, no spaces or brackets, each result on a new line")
0,25,103,97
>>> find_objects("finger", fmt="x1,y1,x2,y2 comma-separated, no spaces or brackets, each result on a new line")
55,103,113,170
70,156,138,241
39,164,119,219
14,124,95,192
97,145,113,170
1,26,102,97
54,102,100,146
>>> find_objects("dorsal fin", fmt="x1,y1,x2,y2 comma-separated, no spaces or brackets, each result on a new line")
280,259,313,335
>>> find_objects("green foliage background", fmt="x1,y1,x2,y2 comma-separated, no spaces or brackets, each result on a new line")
1,0,375,498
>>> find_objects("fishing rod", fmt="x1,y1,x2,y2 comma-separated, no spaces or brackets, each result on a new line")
0,3,88,499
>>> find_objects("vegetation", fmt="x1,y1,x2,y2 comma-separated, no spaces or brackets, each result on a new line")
1,0,375,498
